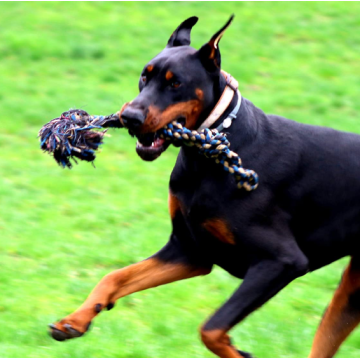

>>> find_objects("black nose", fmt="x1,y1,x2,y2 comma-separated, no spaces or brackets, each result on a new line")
121,107,145,130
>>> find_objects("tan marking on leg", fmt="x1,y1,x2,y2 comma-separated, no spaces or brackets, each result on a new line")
203,219,236,245
200,328,242,358
309,258,360,358
165,70,174,80
53,258,210,334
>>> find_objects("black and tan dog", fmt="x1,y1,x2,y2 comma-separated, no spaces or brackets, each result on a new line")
49,16,360,357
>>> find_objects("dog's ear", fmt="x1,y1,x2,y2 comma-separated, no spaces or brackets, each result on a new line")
197,15,234,72
166,16,198,48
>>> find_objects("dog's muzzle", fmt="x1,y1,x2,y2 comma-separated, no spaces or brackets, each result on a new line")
120,107,145,131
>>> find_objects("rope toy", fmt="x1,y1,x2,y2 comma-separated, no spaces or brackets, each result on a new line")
39,109,258,191
38,109,122,168
159,122,258,191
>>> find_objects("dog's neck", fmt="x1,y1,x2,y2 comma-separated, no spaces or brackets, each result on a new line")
197,71,239,132
198,72,258,145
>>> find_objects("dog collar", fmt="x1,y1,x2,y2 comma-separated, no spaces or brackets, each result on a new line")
197,70,241,132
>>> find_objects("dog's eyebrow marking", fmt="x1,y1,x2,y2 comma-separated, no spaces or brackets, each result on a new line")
196,89,204,100
203,219,236,245
146,65,154,72
165,71,174,80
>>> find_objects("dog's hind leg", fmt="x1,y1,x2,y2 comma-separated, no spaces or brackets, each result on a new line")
200,240,309,358
309,256,360,358
49,237,211,341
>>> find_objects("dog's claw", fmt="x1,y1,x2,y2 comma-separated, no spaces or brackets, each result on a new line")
50,328,68,342
64,323,84,337
237,350,254,358
49,323,84,342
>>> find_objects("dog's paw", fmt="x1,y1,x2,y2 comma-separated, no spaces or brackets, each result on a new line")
48,310,94,341
49,322,86,341
48,303,114,341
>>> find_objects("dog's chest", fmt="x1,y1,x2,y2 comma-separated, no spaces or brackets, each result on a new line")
170,154,250,255
170,159,228,223
173,186,249,278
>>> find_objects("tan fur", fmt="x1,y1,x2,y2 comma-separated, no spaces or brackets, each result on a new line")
203,219,236,245
309,258,360,357
142,100,202,133
196,88,204,100
53,258,210,335
200,328,242,358
165,70,174,80
168,192,181,219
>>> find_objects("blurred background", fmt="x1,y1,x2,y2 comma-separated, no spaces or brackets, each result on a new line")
0,1,359,357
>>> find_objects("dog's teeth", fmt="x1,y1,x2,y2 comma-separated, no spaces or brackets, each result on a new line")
151,142,154,146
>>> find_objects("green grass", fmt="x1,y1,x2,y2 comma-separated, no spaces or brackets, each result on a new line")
0,1,360,357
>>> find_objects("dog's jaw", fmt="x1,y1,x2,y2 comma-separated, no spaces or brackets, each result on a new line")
136,136,170,161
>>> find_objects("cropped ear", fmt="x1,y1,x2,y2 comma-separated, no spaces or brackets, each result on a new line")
166,16,198,48
197,15,234,72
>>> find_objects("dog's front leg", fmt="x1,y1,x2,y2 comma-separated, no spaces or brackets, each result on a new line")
49,236,211,341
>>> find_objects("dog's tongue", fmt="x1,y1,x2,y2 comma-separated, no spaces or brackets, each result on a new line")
153,137,165,148
139,136,165,149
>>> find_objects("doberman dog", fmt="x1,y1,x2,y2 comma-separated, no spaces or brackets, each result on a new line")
49,16,360,357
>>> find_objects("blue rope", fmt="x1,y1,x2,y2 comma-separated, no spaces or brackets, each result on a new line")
159,121,258,191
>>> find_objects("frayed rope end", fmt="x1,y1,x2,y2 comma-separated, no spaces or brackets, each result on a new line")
38,109,121,168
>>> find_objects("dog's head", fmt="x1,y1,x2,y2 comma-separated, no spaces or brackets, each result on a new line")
119,15,234,161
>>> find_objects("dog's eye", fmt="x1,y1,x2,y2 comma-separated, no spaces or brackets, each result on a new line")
141,75,147,83
170,81,181,89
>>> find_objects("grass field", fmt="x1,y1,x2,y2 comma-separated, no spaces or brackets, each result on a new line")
0,1,360,357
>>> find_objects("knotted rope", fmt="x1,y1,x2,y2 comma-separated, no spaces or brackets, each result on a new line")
39,109,258,191
38,109,121,168
159,122,258,191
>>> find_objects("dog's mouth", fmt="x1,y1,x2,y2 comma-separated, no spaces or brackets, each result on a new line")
133,117,185,161
135,132,169,161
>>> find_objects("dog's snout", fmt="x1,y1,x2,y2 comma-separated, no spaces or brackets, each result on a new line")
121,107,146,130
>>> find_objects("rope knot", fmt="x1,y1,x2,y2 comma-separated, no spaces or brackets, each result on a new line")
159,121,258,191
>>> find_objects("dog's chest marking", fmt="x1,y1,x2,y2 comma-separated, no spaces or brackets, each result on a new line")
168,191,185,219
203,219,236,245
